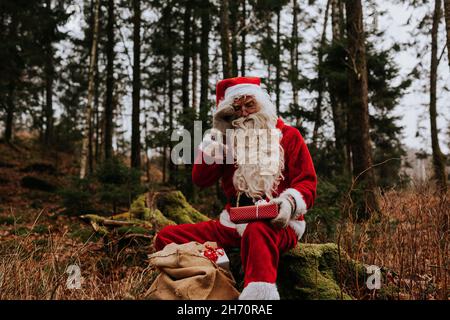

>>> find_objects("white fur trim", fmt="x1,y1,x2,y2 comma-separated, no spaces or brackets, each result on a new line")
288,220,306,240
280,188,307,217
236,223,248,237
219,209,248,236
224,84,264,100
239,282,280,300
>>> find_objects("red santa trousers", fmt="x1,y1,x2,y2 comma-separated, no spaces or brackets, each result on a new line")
154,219,298,287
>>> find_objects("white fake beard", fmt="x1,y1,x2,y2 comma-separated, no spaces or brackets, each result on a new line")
231,112,284,201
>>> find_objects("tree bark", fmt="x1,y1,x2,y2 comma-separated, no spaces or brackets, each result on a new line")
131,0,142,169
275,7,281,114
4,10,18,143
444,0,450,68
94,42,100,163
345,0,378,217
182,0,194,197
290,0,299,108
220,0,233,79
191,18,198,115
44,0,54,146
241,0,247,76
430,0,448,192
230,0,239,77
80,0,100,179
181,0,192,134
165,3,176,186
330,0,349,173
312,0,331,148
104,0,114,160
5,84,15,143
199,1,211,125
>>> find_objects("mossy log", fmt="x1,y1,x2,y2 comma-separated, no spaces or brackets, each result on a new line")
277,243,369,299
229,243,370,300
152,191,210,224
80,190,209,237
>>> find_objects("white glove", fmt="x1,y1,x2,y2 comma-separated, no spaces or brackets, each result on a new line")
199,129,229,162
270,195,295,229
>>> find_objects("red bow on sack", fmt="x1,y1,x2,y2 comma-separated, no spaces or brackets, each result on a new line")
203,244,225,263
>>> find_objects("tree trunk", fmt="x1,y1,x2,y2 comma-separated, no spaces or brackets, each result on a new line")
182,0,194,197
199,1,211,125
290,0,299,108
312,0,331,148
220,0,233,79
104,0,114,160
266,20,272,93
44,0,54,146
230,0,239,77
4,11,18,143
345,0,378,217
430,0,448,192
444,0,450,68
330,0,349,174
144,112,150,183
275,8,281,114
166,4,176,186
5,84,14,143
182,0,191,122
131,0,142,169
192,19,198,115
241,0,247,76
94,44,100,163
80,0,100,179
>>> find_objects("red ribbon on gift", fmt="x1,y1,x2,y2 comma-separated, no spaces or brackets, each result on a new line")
203,244,225,263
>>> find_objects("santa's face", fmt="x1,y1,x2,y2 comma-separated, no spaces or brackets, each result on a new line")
231,95,260,117
228,95,284,202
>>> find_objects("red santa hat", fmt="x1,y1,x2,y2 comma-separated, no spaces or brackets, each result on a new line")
213,77,277,132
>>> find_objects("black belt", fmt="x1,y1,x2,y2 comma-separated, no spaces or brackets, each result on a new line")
229,193,266,207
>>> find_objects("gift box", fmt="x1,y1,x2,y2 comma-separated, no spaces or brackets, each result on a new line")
229,203,278,224
202,244,230,271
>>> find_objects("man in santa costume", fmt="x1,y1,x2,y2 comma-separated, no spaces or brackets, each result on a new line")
154,76,317,300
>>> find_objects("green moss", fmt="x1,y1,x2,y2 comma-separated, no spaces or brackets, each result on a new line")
155,191,209,224
116,225,153,236
80,214,106,224
277,243,365,300
130,194,175,228
130,194,148,220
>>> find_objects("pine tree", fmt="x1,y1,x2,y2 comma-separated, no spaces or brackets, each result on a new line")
104,0,115,161
131,0,142,169
429,0,448,192
345,0,379,217
80,0,100,179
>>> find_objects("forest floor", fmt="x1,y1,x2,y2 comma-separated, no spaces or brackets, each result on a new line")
0,138,448,299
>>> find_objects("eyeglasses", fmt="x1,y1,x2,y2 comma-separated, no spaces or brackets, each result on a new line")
232,100,257,113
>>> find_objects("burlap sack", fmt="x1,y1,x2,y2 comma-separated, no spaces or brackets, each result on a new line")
147,241,240,300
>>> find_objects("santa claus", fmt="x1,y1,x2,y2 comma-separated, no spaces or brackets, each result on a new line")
154,76,317,300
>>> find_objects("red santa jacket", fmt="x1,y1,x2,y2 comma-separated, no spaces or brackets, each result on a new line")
192,118,317,238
